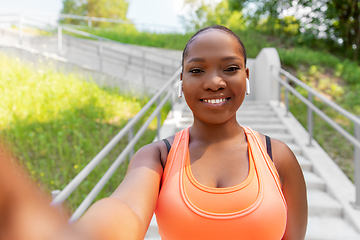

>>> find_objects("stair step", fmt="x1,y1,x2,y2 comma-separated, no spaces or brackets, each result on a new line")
297,156,313,172
303,171,326,191
263,132,294,143
243,124,288,133
145,215,160,239
287,143,302,155
240,105,271,111
308,190,343,217
306,216,360,240
178,118,193,125
237,110,277,118
241,101,271,106
238,117,282,125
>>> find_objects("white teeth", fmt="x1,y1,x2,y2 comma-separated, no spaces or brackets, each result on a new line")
203,98,227,104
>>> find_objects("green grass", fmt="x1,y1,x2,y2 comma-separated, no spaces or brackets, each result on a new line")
284,85,356,182
278,47,360,85
64,24,193,50
64,25,275,59
0,54,170,211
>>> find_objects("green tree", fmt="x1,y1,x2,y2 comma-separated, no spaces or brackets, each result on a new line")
60,0,129,26
228,0,360,61
325,0,360,60
181,0,246,31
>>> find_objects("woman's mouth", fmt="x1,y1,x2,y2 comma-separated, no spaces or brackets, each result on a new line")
200,97,230,104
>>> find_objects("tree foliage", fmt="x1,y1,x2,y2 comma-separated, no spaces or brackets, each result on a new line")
184,0,360,62
60,0,129,26
181,0,246,31
325,0,360,60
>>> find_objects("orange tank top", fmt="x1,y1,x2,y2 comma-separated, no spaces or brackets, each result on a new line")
155,126,287,240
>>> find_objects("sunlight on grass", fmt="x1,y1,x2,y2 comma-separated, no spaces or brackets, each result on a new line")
0,54,170,211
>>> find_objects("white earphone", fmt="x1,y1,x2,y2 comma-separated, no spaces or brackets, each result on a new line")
178,81,183,98
246,78,250,95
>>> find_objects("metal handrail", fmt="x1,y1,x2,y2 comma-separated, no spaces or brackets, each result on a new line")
274,67,360,205
278,68,360,125
59,13,133,25
51,67,181,222
60,25,179,62
0,13,180,63
58,13,181,32
0,8,181,32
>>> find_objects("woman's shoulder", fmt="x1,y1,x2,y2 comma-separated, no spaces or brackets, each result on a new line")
257,132,300,184
134,135,175,169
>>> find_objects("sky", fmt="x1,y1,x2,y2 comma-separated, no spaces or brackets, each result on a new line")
0,0,188,30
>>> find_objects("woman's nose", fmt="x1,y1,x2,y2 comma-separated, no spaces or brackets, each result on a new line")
204,72,226,91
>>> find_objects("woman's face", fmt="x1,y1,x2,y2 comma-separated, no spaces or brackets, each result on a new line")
181,29,249,125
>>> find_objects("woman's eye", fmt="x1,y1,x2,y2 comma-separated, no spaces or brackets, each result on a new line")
189,69,203,74
224,66,239,72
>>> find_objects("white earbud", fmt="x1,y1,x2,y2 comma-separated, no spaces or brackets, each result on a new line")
178,81,183,98
246,78,250,95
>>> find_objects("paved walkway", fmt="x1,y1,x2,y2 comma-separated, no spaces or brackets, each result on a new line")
146,99,360,240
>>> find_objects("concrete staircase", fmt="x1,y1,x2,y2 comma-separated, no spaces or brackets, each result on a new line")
146,99,360,240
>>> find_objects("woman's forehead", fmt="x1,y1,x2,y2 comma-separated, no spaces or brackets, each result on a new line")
185,29,243,59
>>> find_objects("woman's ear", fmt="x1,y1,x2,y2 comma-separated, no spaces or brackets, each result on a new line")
245,68,249,79
180,72,183,80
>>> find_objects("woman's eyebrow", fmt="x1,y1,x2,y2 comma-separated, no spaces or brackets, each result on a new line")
187,57,205,63
220,56,241,61
221,56,244,67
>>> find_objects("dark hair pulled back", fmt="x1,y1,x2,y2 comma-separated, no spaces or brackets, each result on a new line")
182,25,247,70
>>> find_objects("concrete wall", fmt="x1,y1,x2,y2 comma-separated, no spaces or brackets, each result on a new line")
250,47,281,101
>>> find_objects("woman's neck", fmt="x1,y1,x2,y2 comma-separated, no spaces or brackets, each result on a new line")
189,116,244,145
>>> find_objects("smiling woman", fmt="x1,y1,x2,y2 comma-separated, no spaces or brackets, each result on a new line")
75,25,308,240
181,26,248,125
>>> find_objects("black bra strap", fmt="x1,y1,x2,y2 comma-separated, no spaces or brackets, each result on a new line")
265,135,273,161
161,139,172,170
162,139,171,154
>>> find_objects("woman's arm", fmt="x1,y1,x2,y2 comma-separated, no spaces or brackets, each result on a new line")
0,146,89,240
271,139,308,240
75,141,165,240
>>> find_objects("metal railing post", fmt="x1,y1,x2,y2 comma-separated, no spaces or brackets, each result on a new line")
128,118,134,161
354,118,360,206
157,98,161,140
57,25,62,54
307,92,314,146
142,52,145,86
51,190,62,213
171,89,175,113
98,38,103,72
18,12,23,45
51,190,61,199
278,72,282,107
285,76,289,116
88,17,92,27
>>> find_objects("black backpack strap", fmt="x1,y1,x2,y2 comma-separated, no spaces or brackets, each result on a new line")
265,135,273,162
